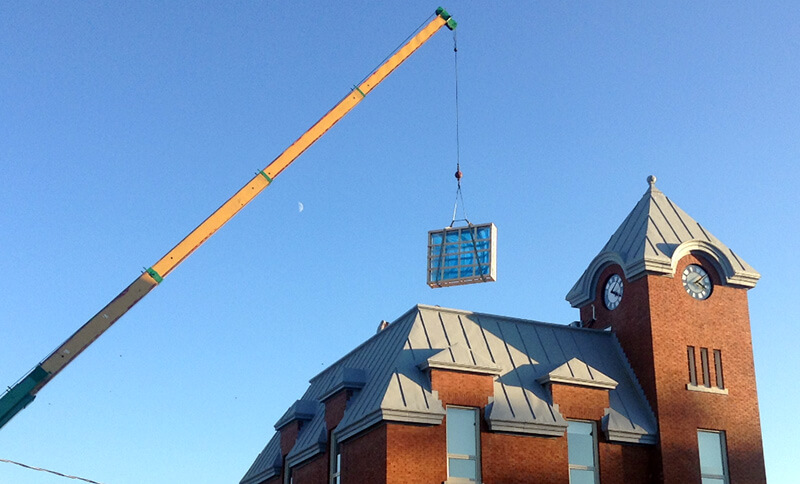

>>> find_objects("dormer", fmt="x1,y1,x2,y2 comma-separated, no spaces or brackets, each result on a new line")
418,342,501,408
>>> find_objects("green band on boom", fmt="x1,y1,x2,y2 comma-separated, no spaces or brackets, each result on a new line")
353,86,366,98
258,170,273,183
146,268,163,284
435,7,456,30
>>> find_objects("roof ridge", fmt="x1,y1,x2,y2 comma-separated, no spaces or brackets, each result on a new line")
415,304,600,333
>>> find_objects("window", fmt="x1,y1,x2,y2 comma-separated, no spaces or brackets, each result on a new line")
329,433,341,484
688,346,697,386
446,406,480,482
698,430,729,483
568,420,599,484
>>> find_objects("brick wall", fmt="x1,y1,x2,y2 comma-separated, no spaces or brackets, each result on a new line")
342,423,387,484
386,422,446,484
550,383,609,421
273,379,659,483
580,254,766,483
291,454,327,483
598,441,655,484
279,421,301,457
324,390,349,432
430,368,494,407
482,430,568,484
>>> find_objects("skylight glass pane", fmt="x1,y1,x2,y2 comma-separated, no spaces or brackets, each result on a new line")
427,223,497,288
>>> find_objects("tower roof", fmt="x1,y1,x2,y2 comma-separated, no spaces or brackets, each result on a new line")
566,176,759,308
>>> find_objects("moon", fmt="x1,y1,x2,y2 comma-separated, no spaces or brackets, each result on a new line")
298,202,304,213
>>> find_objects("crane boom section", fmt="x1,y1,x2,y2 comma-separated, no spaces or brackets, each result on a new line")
0,8,455,430
152,13,449,279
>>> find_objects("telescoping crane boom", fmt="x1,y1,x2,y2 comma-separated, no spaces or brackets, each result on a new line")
0,7,457,430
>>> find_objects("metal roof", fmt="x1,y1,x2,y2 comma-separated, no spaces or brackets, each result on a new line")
536,357,618,389
241,305,658,483
566,176,760,308
240,433,281,484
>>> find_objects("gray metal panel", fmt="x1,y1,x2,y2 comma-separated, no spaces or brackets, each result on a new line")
240,433,281,484
243,304,660,479
286,412,327,467
335,308,425,441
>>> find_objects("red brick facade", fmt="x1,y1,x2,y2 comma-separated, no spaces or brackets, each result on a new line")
272,369,657,483
260,253,763,484
581,252,766,483
430,368,494,408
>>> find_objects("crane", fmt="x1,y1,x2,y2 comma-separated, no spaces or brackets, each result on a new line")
0,7,457,429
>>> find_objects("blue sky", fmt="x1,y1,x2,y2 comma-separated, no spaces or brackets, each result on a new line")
1,2,798,483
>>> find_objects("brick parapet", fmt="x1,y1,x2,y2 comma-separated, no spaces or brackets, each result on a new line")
430,368,494,408
550,383,610,421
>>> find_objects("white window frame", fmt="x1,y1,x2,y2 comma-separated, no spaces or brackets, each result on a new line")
329,432,341,484
567,419,599,484
446,406,481,484
697,429,730,483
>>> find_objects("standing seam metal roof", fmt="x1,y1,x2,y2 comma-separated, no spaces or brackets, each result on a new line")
240,305,658,483
566,177,760,307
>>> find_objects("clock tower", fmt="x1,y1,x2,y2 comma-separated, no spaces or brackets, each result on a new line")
566,176,766,483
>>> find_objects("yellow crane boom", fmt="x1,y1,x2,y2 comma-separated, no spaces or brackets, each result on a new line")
0,7,456,429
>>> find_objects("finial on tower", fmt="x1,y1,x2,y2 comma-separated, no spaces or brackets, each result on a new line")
647,175,657,188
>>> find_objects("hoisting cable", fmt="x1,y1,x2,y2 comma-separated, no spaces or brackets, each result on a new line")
450,28,469,227
445,29,488,282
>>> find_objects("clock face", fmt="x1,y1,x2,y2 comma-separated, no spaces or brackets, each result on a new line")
604,274,624,310
682,264,712,300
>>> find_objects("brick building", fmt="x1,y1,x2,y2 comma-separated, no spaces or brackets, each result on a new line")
240,177,766,483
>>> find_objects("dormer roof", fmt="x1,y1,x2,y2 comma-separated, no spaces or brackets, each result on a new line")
566,176,760,308
537,357,618,389
418,342,502,375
